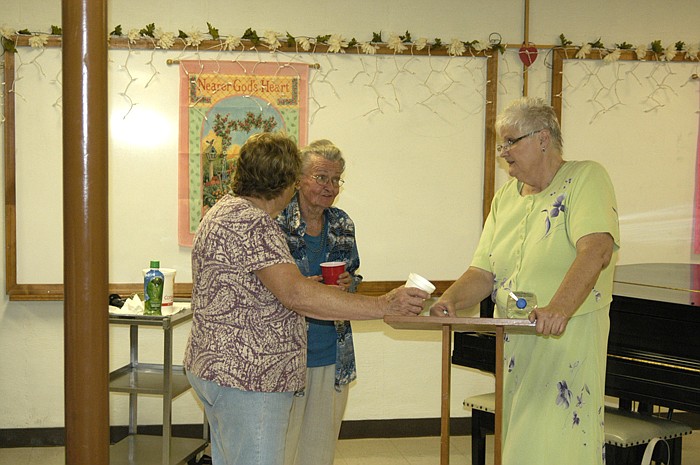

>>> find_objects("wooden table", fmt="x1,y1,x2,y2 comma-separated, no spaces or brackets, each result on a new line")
384,316,536,465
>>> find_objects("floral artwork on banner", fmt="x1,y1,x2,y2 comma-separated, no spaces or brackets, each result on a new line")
178,60,309,246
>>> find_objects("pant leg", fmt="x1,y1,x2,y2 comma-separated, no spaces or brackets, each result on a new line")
187,371,293,465
284,365,349,465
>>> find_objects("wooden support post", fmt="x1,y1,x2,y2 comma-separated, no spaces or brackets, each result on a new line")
62,0,110,463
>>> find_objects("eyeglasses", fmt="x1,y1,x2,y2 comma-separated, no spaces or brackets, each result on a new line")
310,174,345,187
497,129,544,153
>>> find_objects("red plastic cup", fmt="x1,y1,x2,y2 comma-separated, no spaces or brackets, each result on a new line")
320,261,346,285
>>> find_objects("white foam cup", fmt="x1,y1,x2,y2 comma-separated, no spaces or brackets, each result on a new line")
405,272,436,295
160,268,176,307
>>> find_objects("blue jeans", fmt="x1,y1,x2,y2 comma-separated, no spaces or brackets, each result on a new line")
186,371,294,465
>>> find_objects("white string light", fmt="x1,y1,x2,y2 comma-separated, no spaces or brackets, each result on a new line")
316,54,340,99
118,44,139,119
588,62,624,123
644,61,678,114
559,54,697,123
144,46,160,88
4,33,696,131
50,67,62,109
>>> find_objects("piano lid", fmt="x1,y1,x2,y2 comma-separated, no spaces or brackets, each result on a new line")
613,263,700,307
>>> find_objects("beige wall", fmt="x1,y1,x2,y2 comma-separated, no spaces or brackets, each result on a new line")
1,0,699,430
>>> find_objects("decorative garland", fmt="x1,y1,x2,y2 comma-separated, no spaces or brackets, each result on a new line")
1,25,699,63
1,24,697,124
557,33,699,62
1,24,500,56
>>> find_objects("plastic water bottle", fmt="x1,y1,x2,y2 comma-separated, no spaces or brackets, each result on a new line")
144,260,165,315
506,291,537,319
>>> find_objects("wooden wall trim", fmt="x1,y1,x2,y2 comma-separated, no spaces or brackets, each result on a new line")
7,280,453,301
3,37,494,301
483,51,498,222
3,51,17,296
7,34,492,57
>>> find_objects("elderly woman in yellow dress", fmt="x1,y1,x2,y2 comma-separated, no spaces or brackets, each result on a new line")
431,97,620,465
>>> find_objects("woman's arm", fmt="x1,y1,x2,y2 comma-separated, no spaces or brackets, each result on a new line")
255,262,428,320
529,232,614,335
430,266,494,316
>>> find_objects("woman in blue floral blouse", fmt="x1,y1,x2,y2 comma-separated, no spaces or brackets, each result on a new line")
277,139,361,465
431,98,620,465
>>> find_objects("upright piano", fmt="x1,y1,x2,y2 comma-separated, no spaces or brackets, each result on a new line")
452,263,700,415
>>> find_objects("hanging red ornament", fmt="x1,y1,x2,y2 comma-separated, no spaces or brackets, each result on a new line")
518,43,538,67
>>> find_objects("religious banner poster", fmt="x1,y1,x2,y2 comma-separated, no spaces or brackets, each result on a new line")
178,60,309,246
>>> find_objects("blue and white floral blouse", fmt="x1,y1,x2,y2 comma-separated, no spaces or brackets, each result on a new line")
276,193,362,388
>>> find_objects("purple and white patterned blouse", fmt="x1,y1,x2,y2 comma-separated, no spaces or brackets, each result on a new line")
184,195,306,392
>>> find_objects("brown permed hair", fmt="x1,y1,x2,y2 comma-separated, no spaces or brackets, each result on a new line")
232,132,301,200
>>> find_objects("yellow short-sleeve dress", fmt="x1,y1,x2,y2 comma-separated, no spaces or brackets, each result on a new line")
471,160,620,465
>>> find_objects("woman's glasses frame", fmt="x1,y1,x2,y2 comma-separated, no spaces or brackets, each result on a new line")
497,129,544,154
310,174,345,187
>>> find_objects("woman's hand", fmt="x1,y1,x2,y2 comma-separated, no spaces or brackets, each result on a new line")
430,300,454,317
335,271,353,291
528,306,570,336
381,286,429,316
312,272,351,291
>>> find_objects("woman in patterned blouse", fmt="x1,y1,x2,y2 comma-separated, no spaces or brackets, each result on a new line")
184,132,429,465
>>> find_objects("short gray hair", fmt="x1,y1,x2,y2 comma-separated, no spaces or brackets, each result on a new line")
496,97,563,153
300,139,345,173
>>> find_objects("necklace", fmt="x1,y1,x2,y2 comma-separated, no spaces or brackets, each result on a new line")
305,219,327,254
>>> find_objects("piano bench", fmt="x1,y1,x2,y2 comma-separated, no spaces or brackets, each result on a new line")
464,393,496,465
604,407,692,465
464,393,693,465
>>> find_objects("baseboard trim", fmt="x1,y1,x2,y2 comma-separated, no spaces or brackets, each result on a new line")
0,427,66,448
339,417,469,439
0,424,209,448
1,418,466,448
2,412,698,448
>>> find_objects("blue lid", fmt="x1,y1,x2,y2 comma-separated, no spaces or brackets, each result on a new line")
516,298,527,309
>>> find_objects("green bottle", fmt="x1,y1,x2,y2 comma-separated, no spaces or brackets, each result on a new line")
144,260,165,315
